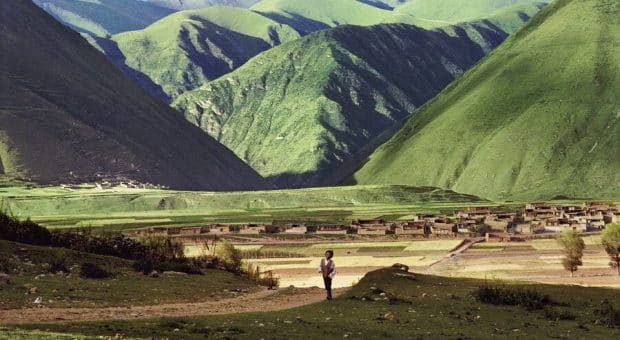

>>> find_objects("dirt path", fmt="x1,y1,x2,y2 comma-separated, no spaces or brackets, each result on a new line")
426,237,484,272
0,287,348,325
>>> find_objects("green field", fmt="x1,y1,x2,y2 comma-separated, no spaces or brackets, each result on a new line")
0,185,485,230
353,0,620,201
11,268,620,338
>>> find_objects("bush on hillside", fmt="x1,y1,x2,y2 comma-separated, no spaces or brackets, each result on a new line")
474,286,552,310
51,230,148,260
595,300,620,328
48,256,68,274
0,212,51,245
79,263,112,279
216,241,243,273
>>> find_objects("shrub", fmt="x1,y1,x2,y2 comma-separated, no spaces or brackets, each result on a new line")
544,307,576,321
0,212,51,245
594,300,620,328
51,230,148,260
79,263,112,279
244,263,279,289
216,241,243,273
48,256,68,274
474,286,552,310
601,224,620,275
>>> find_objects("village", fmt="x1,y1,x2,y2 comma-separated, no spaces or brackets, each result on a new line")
136,202,620,241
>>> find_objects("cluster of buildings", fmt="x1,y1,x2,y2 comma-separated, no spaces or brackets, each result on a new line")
136,202,619,240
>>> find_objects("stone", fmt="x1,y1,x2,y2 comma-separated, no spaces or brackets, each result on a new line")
0,273,10,284
391,263,409,271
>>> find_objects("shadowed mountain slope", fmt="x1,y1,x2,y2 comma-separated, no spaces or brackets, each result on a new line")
0,0,267,190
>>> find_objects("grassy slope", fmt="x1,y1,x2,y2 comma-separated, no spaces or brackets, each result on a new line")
0,240,259,310
173,23,506,187
251,0,547,34
0,0,266,191
0,185,484,229
353,0,620,201
32,0,174,36
395,0,547,23
15,268,620,338
145,0,259,10
111,6,300,102
250,0,397,34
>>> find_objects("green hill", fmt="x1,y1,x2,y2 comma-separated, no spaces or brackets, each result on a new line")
393,0,549,32
353,0,620,201
15,268,620,338
32,0,175,36
250,0,397,34
251,0,547,34
109,6,300,102
0,0,267,191
173,23,507,187
145,0,259,9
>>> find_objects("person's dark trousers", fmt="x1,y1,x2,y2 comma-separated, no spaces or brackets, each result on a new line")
323,276,332,299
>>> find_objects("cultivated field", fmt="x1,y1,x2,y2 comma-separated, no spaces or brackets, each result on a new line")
189,235,620,289
431,236,620,287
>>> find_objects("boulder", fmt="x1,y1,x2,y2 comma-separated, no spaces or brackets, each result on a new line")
391,263,410,272
162,271,188,276
0,273,10,284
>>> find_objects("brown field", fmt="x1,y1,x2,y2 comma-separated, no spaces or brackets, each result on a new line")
185,236,620,289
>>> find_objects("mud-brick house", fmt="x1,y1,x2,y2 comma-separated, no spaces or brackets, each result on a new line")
237,224,266,234
570,222,588,232
485,232,511,242
513,222,533,234
357,226,389,235
604,211,619,224
207,224,231,235
543,219,570,233
139,227,169,237
485,219,510,232
316,225,347,235
284,224,308,234
432,222,457,236
456,207,492,220
393,221,426,236
180,227,202,236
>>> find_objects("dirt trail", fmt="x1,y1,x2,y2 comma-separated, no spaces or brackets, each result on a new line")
0,287,348,325
426,237,484,272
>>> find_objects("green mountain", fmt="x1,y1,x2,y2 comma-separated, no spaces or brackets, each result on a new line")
250,0,398,34
250,0,548,34
353,0,620,201
173,23,507,187
32,0,175,36
107,6,300,102
0,0,267,191
393,0,549,32
145,0,259,10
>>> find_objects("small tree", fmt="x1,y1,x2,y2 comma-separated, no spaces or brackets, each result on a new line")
216,240,242,273
557,229,585,277
601,223,620,275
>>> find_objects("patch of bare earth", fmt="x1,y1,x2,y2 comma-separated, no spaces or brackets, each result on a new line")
0,287,348,325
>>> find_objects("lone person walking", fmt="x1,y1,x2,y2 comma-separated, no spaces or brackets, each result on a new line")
318,250,336,300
